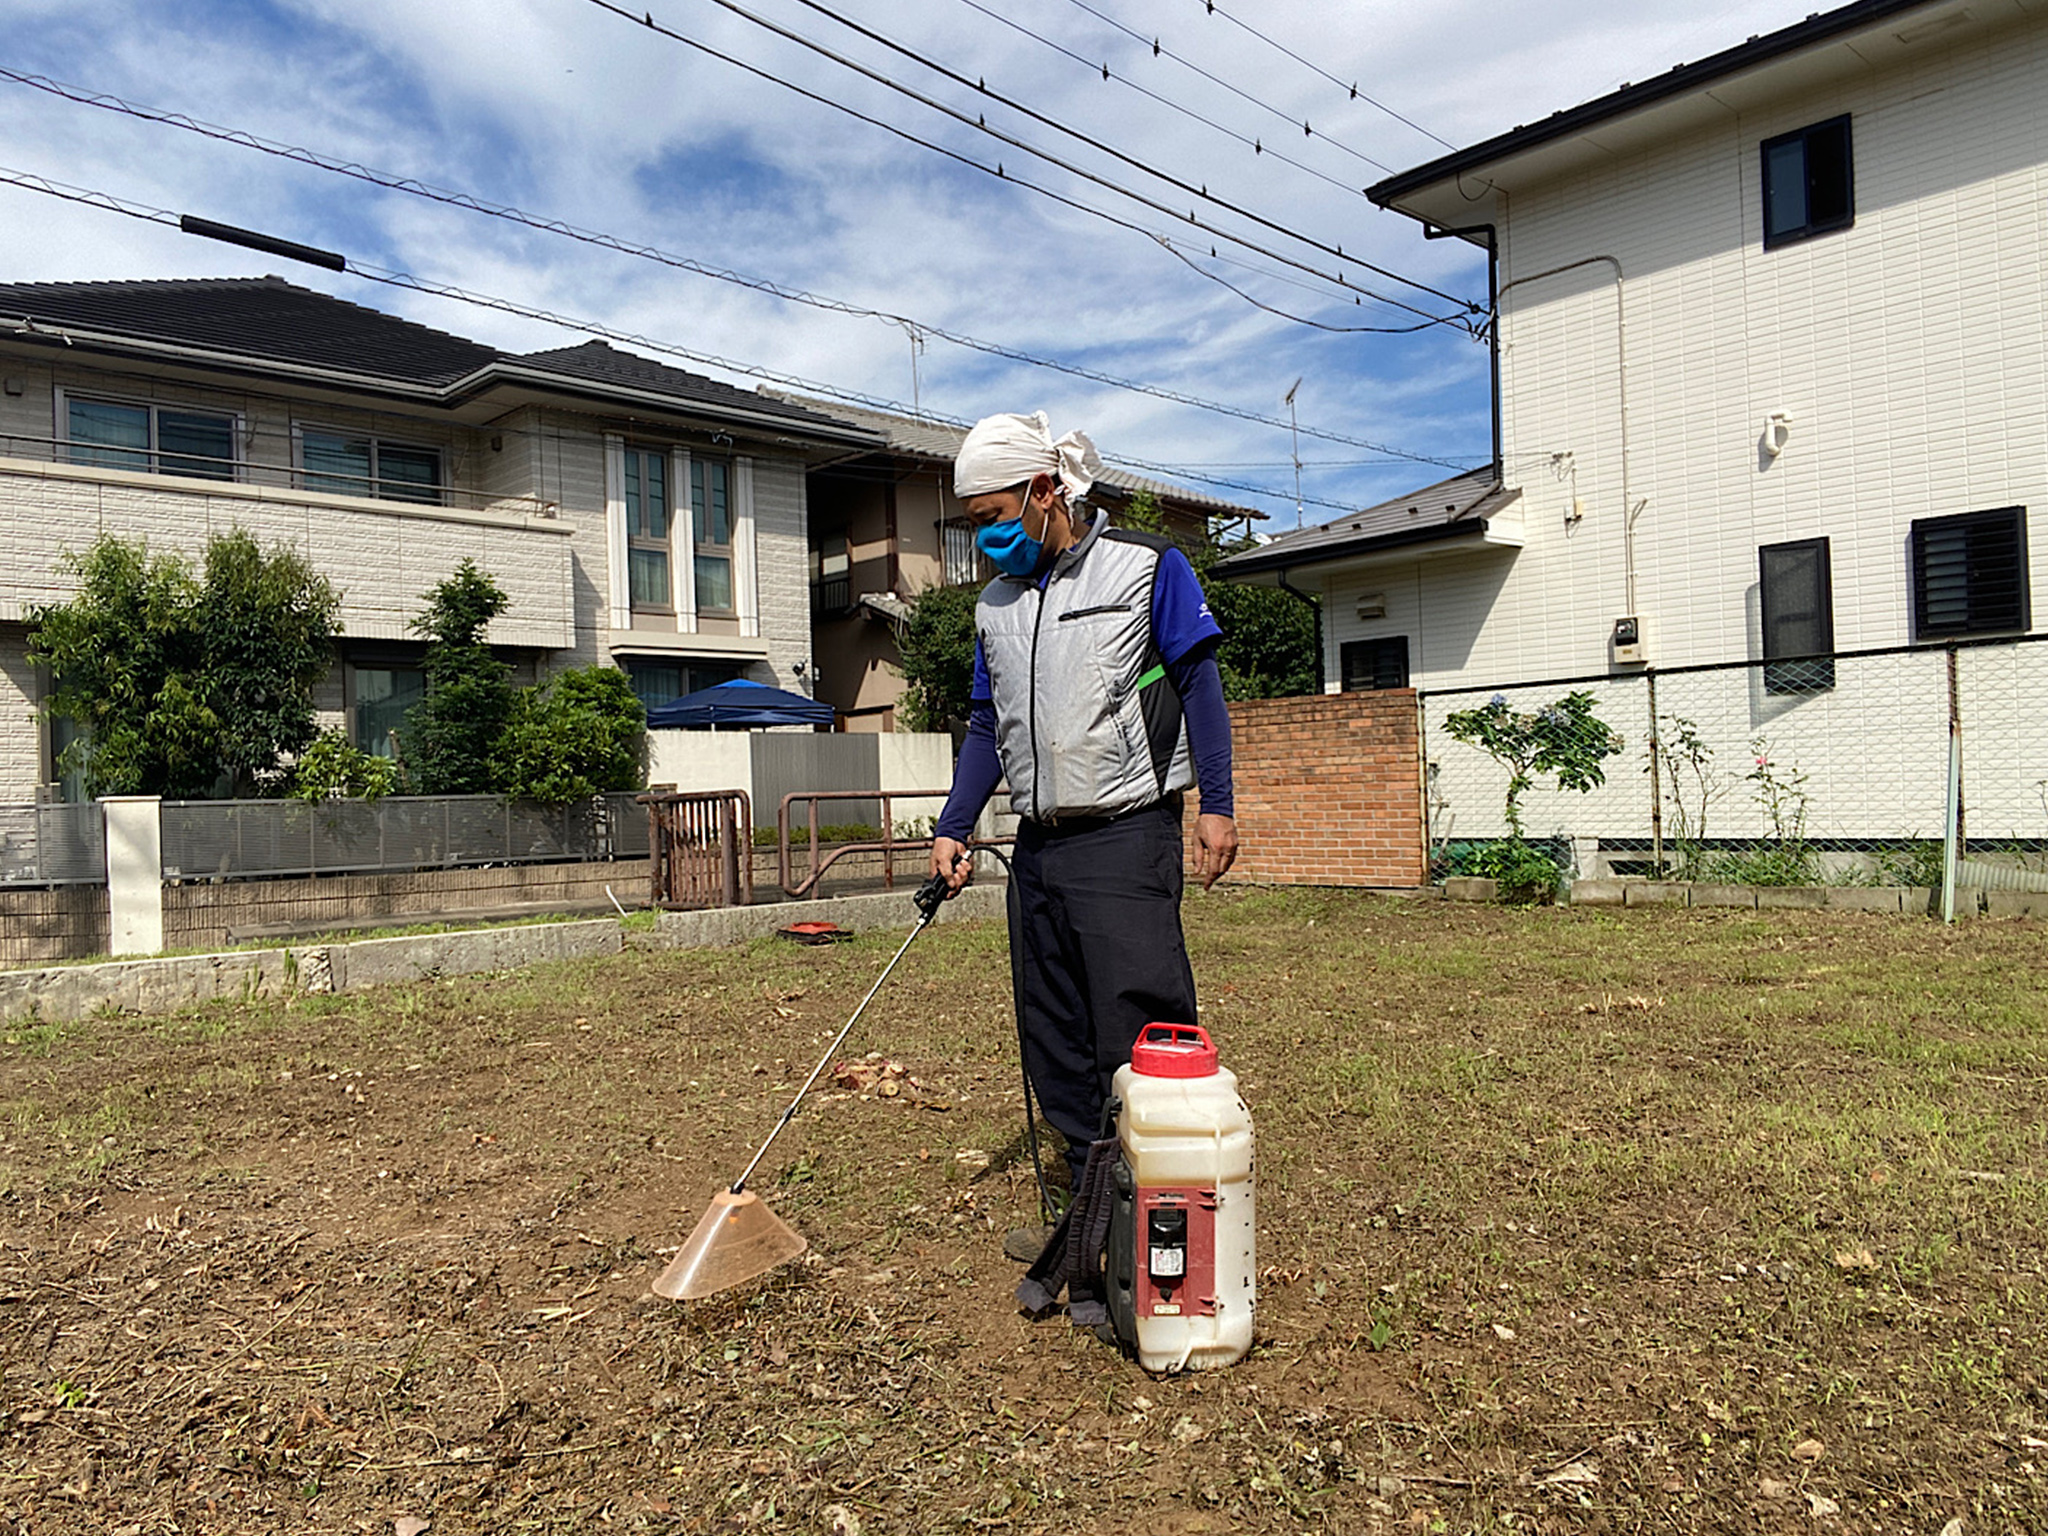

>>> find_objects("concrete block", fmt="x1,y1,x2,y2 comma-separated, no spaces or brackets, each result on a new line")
1821,887,1906,913
1985,890,2048,919
1624,882,1687,906
1755,886,1829,910
1442,878,1498,903
1569,879,1626,906
1687,884,1757,909
339,918,622,988
653,882,1008,950
1905,887,1937,916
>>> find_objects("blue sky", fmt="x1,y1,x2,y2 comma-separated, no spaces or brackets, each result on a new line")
0,0,1828,522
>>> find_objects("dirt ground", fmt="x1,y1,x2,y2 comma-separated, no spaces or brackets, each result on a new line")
2,888,2047,1534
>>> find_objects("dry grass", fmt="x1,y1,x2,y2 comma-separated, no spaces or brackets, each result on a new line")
1,888,2045,1532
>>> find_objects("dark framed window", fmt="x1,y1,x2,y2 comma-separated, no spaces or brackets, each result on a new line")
690,457,735,616
1340,636,1410,691
351,664,426,758
1760,538,1835,694
624,444,673,614
1911,507,2030,638
624,660,683,713
1762,115,1854,249
66,396,236,481
300,428,442,504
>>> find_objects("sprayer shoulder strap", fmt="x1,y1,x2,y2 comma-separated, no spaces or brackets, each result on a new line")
1015,1137,1121,1325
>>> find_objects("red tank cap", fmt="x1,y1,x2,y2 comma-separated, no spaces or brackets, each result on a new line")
1130,1022,1218,1078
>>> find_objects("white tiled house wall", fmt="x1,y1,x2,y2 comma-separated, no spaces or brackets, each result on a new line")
1354,10,2048,845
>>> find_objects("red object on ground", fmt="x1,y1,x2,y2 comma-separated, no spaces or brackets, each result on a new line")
1130,1022,1218,1078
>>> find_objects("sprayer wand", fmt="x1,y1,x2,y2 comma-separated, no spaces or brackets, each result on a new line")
726,871,952,1196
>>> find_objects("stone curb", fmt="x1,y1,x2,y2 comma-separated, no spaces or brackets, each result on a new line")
1562,882,1934,914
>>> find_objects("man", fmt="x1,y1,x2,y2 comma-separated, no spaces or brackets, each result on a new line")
928,412,1238,1242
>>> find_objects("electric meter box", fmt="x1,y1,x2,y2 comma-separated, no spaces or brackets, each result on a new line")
1610,614,1648,665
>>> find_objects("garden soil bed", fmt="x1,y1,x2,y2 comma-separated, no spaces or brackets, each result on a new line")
1,890,2045,1532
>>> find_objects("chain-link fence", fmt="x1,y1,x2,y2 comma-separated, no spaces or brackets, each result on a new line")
160,793,649,881
1419,636,2048,891
0,803,107,886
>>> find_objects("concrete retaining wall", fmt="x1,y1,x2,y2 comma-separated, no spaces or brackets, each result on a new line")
0,886,1011,1024
0,885,109,967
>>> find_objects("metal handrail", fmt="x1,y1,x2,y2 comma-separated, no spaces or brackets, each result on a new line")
778,788,1008,899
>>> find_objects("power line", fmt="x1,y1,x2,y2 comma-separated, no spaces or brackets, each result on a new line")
583,0,1479,319
945,0,1367,202
0,69,1468,449
1151,236,1439,333
1056,0,1396,175
0,66,1429,331
0,164,1477,473
1193,0,1455,151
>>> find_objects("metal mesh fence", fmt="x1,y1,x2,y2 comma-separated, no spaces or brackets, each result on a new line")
0,803,107,886
1420,638,2047,886
160,793,648,881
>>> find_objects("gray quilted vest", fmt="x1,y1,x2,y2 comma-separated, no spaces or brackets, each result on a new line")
977,516,1196,823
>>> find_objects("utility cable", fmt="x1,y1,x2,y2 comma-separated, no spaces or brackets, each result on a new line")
1193,0,1454,151
946,0,1367,201
583,0,1478,320
0,72,1471,456
756,0,1464,309
1057,0,1397,174
0,166,1475,478
1151,236,1438,333
0,66,1443,333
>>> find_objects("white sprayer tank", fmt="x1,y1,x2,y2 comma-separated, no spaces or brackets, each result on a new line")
1112,1022,1255,1373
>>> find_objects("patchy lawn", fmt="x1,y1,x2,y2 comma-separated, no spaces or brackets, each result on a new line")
2,889,2046,1533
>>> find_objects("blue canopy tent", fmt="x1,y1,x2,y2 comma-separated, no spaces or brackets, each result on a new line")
646,678,834,729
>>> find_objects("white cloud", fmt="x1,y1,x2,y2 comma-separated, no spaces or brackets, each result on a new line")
0,0,1828,515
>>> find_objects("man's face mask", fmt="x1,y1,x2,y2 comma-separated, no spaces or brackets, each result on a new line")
975,491,1047,577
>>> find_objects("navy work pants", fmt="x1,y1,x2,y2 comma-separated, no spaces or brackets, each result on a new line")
1006,799,1199,1181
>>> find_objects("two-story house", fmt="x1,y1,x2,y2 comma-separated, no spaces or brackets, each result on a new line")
1218,0,2047,850
771,394,1256,729
0,276,882,798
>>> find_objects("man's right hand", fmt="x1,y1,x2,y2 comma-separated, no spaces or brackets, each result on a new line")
930,836,973,896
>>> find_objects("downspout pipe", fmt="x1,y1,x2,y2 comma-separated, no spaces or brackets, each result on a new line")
1425,222,1500,480
1275,570,1326,695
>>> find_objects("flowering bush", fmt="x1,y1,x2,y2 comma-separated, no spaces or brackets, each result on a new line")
1442,691,1624,839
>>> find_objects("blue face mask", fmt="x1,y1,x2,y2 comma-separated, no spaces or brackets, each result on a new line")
975,508,1046,577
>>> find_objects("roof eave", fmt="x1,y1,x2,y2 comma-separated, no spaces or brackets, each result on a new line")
1367,0,1940,210
449,363,886,449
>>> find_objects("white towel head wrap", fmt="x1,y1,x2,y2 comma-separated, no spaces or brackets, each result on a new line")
953,411,1102,503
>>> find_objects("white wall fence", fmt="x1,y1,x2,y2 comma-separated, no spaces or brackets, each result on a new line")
1420,636,2048,885
647,729,960,835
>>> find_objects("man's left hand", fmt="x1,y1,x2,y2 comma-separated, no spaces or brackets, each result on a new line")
1194,813,1238,890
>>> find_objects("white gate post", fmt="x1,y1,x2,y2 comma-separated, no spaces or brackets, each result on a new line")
101,796,164,956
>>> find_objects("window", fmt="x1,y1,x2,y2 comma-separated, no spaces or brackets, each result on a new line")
691,457,735,615
624,660,683,713
812,533,851,617
1340,636,1410,691
1911,507,2030,638
65,397,236,480
300,429,442,504
352,665,426,758
1759,538,1836,694
624,445,673,613
1762,115,1853,249
942,518,982,586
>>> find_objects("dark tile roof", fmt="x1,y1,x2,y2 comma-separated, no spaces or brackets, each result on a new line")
0,278,880,442
510,342,860,432
1212,466,1517,578
1369,0,1938,206
0,276,498,385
